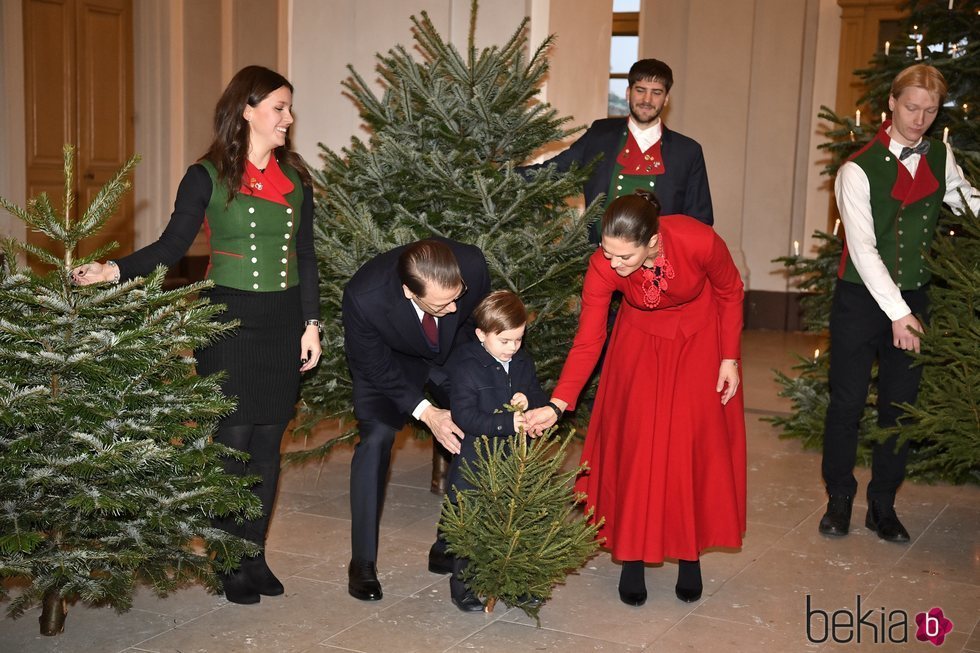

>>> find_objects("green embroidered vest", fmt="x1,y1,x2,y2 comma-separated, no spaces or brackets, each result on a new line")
199,160,304,292
605,130,660,208
841,138,946,290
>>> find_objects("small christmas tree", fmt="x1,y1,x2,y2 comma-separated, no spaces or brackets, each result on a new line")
771,0,979,483
0,146,261,635
438,421,601,622
293,2,600,459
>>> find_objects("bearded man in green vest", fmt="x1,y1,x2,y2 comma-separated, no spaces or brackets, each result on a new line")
819,64,979,543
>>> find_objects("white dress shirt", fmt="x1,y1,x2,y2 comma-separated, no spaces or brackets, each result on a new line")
628,117,662,153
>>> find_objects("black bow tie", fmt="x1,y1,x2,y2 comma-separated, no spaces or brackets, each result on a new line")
899,140,930,160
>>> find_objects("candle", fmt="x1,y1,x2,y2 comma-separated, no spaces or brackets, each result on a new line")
948,0,953,9
793,240,800,256
855,109,861,127
814,348,820,361
943,126,949,143
884,41,890,56
833,219,840,236
849,130,856,142
916,44,922,60
881,111,887,124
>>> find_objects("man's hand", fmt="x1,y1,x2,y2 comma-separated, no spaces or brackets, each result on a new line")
892,314,923,354
421,406,463,454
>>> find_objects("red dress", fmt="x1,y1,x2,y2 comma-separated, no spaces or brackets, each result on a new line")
553,216,746,562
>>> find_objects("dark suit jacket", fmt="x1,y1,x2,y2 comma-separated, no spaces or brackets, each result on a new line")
448,340,549,439
526,118,713,241
343,238,491,428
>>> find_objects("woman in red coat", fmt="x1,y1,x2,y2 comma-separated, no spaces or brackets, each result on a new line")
527,190,746,606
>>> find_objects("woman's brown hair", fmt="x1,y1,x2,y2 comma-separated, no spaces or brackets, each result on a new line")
601,190,662,245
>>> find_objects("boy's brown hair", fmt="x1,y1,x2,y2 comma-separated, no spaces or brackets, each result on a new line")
473,290,527,334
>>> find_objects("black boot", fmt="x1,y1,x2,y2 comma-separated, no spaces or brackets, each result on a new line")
242,552,284,596
431,445,451,495
818,494,854,537
865,500,910,543
675,559,702,602
618,560,646,606
218,566,260,605
449,557,484,612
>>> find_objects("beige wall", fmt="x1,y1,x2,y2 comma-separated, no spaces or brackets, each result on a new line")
643,0,837,293
0,0,27,243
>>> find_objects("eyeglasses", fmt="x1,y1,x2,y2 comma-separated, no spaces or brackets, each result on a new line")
413,281,467,313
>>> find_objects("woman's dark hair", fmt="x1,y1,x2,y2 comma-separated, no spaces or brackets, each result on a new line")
203,65,312,202
601,190,662,245
473,290,528,334
397,240,463,296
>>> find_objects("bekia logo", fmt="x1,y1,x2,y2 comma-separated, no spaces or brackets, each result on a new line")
915,607,954,646
806,595,954,646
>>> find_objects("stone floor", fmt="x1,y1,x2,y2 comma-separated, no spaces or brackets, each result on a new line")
3,330,979,652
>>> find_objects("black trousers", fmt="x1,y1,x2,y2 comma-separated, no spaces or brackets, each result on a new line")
821,280,929,503
351,379,451,562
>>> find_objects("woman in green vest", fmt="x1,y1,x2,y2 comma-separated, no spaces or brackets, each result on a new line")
71,66,321,605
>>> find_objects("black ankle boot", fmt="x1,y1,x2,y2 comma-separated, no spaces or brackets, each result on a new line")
218,566,260,605
243,553,284,596
618,560,647,606
675,559,702,602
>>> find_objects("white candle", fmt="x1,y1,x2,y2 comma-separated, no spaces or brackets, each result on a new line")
833,219,840,236
948,0,953,9
884,41,890,56
881,111,887,124
814,348,820,361
943,126,949,143
916,44,923,60
855,109,861,127
793,240,800,256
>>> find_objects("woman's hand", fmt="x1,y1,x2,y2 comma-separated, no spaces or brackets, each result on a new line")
524,398,567,437
299,325,322,372
509,392,529,410
716,359,740,405
70,262,117,285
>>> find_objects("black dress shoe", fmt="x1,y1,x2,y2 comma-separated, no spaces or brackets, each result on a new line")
428,542,453,575
618,560,646,606
865,501,911,543
219,567,260,605
451,589,485,612
818,494,854,536
348,559,383,601
243,553,284,596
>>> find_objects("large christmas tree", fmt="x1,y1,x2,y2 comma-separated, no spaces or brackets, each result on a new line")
772,0,979,483
293,3,600,458
0,147,262,635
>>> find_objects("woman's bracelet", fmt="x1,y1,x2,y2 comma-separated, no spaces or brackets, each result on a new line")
106,260,120,284
305,319,322,333
545,401,564,420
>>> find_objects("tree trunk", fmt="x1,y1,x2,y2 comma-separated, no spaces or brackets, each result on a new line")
484,596,497,613
39,590,67,636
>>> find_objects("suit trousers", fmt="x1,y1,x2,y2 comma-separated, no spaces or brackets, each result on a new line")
351,378,451,562
821,280,929,503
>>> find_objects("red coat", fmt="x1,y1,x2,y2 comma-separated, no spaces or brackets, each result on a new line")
554,215,746,562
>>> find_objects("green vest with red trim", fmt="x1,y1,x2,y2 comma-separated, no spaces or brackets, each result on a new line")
840,132,946,291
199,159,304,292
605,129,664,207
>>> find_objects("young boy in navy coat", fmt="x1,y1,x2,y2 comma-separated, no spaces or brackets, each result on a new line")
443,290,554,611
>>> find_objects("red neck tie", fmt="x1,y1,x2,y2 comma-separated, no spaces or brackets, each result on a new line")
422,312,439,348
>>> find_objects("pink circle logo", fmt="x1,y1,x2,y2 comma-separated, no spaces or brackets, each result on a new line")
915,607,954,646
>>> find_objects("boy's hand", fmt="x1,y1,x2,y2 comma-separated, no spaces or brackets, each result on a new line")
510,392,529,410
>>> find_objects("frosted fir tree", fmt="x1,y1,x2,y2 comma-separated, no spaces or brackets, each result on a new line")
0,146,261,635
438,422,600,622
771,0,979,483
293,2,600,458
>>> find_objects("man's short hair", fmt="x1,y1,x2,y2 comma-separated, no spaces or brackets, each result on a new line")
628,59,674,92
891,64,948,103
397,239,463,296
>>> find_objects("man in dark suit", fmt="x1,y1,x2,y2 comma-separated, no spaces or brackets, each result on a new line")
525,58,713,241
342,238,490,601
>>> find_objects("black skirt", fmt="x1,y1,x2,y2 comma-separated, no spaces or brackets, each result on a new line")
195,285,303,426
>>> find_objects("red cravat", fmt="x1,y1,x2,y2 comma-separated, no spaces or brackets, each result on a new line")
422,312,439,348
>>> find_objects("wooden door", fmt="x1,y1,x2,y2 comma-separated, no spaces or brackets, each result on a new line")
23,0,134,268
